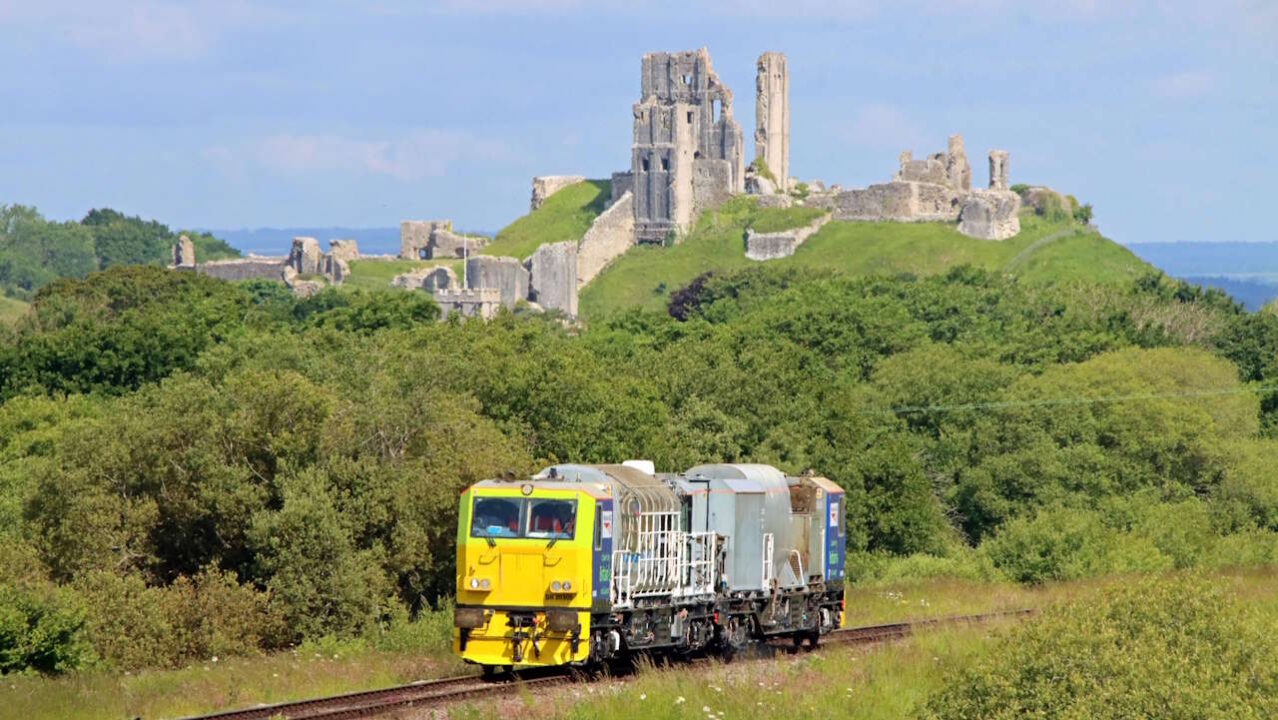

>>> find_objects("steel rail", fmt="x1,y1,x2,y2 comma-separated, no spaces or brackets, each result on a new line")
177,609,1032,720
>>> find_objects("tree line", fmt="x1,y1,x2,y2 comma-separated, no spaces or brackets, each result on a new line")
3,262,1278,674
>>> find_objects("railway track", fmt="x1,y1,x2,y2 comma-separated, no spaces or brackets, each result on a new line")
178,609,1030,720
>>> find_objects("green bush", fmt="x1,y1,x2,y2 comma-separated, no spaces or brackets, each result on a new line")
847,549,1002,585
920,575,1278,718
0,583,91,674
1009,183,1029,195
1074,202,1094,224
75,568,284,670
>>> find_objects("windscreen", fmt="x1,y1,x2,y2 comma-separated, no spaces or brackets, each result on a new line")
471,497,523,539
470,496,578,540
526,498,576,539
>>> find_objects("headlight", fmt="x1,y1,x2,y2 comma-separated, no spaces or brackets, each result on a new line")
469,577,479,590
562,580,572,591
479,578,490,590
551,581,562,592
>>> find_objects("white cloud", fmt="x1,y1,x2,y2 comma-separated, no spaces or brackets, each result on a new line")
0,1,292,62
1151,70,1214,99
222,129,507,181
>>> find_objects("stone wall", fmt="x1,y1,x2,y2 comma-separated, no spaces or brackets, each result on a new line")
958,190,1021,240
989,150,1010,190
466,256,529,309
531,175,585,211
194,257,288,282
433,288,501,320
946,135,971,192
399,220,487,260
172,235,195,268
754,51,789,186
610,171,634,205
289,237,323,275
430,228,486,259
401,220,450,259
834,182,962,222
393,265,458,291
527,241,578,316
691,158,733,219
329,239,360,264
578,191,635,286
744,212,831,261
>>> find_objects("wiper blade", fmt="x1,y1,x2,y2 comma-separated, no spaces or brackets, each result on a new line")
546,535,559,549
484,531,496,548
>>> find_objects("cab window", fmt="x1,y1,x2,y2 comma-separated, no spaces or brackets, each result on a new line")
527,499,576,539
472,497,523,538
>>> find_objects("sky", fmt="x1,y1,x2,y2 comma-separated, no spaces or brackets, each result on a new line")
0,0,1274,245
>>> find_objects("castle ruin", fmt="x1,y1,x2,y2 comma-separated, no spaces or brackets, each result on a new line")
754,51,789,189
630,48,745,244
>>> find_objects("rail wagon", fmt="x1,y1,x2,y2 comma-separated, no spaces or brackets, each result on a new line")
453,462,846,669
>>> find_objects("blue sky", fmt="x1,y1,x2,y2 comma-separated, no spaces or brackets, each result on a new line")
0,0,1273,244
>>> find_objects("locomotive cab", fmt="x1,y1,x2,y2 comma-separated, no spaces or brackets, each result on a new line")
453,479,606,668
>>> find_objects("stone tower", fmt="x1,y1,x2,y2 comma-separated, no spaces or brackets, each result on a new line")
945,134,971,192
631,48,744,244
754,51,789,187
989,150,1010,190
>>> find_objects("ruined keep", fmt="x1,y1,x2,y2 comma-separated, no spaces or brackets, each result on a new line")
631,48,745,244
754,51,789,188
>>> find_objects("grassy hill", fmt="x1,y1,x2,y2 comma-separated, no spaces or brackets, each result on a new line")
481,180,609,260
579,197,1151,319
0,296,28,324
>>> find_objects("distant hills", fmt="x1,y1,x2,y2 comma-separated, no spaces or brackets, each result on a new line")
1126,242,1278,310
203,226,494,257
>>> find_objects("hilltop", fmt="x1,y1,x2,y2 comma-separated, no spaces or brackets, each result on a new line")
578,197,1149,319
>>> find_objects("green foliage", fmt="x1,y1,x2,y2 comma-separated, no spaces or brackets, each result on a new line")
181,230,241,262
790,181,810,200
748,157,778,184
81,208,174,269
74,568,284,670
1034,191,1072,223
1009,183,1030,194
0,582,91,674
0,205,238,301
483,180,609,259
0,205,97,300
920,575,1278,718
2,240,1277,675
1073,202,1094,224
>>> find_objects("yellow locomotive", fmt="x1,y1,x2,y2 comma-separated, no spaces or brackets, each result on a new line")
454,462,846,670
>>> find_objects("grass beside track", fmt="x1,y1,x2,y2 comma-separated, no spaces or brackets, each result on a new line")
12,567,1278,720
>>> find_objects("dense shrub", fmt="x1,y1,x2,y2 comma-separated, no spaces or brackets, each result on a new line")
0,583,91,674
920,575,1278,718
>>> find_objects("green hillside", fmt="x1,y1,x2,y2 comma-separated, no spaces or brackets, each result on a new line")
579,197,1150,319
0,295,28,324
481,179,609,259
